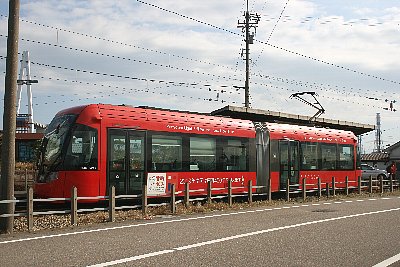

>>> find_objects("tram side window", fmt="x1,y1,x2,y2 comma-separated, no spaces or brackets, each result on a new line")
151,135,182,171
321,144,337,170
220,139,248,171
338,145,354,170
269,140,279,172
64,124,98,170
301,142,318,170
190,137,216,171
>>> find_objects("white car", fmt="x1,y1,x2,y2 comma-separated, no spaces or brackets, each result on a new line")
361,163,388,180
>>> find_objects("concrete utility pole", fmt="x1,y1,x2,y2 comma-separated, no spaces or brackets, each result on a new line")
374,113,382,153
0,0,20,234
237,0,260,108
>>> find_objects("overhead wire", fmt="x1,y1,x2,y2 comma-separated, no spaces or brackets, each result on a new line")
258,74,400,104
253,0,290,65
5,12,398,97
29,60,241,97
0,53,238,105
134,0,400,86
0,70,239,106
252,79,388,111
1,5,398,111
0,14,234,72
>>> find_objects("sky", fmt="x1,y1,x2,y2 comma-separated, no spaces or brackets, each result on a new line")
0,0,399,153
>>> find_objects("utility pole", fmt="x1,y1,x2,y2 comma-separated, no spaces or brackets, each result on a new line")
357,134,363,155
237,0,260,108
374,113,382,153
0,0,20,234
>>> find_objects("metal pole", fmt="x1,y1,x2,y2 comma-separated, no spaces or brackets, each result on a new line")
207,180,212,204
286,179,290,202
268,178,272,202
142,184,147,215
248,180,252,204
318,177,321,198
71,186,78,226
326,183,330,197
390,174,393,193
228,180,232,207
302,178,306,201
27,187,33,232
184,182,189,208
369,175,373,194
345,176,349,196
0,0,20,234
170,184,176,214
108,186,115,222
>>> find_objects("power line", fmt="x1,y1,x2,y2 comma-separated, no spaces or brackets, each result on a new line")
135,0,239,36
253,37,400,86
0,34,241,85
0,14,235,72
258,74,400,104
253,80,388,111
0,54,396,113
29,60,241,96
134,0,400,86
4,8,399,88
0,71,238,106
253,0,290,65
0,54,397,110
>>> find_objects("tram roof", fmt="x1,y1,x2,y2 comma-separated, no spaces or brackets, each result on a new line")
211,105,375,136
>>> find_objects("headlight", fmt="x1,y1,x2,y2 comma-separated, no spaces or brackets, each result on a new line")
47,172,59,182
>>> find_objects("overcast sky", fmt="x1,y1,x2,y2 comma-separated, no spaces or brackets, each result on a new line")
0,0,399,153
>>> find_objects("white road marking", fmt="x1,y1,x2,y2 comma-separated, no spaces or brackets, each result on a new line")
369,199,377,201
88,207,400,267
372,252,400,267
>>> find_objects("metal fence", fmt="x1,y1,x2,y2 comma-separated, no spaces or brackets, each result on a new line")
0,175,398,232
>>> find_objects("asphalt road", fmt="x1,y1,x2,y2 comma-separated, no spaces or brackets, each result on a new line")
1,196,400,267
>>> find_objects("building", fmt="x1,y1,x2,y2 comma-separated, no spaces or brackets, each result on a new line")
0,123,46,162
360,152,389,170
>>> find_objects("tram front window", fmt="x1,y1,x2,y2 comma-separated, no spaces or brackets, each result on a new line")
38,114,77,181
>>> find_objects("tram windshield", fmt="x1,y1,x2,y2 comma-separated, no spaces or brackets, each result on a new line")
37,114,77,180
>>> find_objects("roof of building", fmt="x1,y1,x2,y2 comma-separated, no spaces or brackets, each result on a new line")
361,152,389,162
15,133,44,140
384,141,400,153
211,105,375,135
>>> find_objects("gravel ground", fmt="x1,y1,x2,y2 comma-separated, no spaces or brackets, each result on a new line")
9,190,400,233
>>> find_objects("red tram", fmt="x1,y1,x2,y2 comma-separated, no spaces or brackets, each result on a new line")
34,104,361,200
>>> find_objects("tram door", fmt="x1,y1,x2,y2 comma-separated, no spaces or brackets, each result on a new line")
279,140,300,189
107,129,146,195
